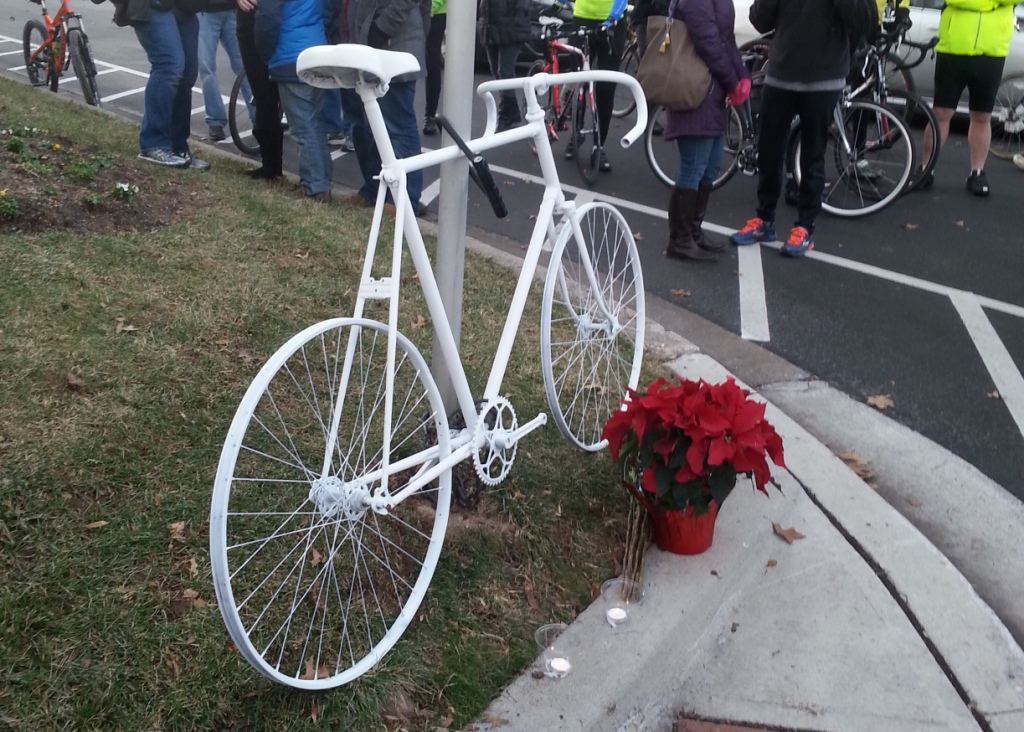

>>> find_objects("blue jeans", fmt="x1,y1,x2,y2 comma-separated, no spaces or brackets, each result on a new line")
134,9,199,154
675,135,725,189
198,10,249,128
320,89,351,136
341,80,422,208
278,82,332,196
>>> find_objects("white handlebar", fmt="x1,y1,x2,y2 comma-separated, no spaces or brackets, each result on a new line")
476,70,648,148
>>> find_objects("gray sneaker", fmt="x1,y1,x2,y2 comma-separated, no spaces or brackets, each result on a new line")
208,125,226,141
180,152,211,171
138,149,188,167
327,132,356,152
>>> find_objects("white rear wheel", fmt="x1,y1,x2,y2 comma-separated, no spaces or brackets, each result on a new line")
210,318,451,689
541,203,645,452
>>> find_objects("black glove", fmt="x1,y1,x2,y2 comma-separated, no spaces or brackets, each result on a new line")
367,22,390,49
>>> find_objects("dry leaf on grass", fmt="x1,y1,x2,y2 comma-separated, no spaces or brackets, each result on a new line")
485,716,510,728
669,288,692,298
300,657,331,681
115,318,138,334
523,582,540,612
187,557,198,578
309,548,322,567
866,394,895,410
182,588,207,608
310,701,318,725
167,521,185,541
66,371,85,390
85,520,108,530
772,523,805,544
412,314,427,330
766,559,777,568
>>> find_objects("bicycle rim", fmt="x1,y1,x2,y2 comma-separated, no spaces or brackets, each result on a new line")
612,45,639,119
990,72,1024,160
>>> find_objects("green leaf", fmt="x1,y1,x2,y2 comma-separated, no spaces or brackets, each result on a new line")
708,465,737,507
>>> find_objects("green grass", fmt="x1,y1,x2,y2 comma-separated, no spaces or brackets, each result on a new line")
0,79,644,731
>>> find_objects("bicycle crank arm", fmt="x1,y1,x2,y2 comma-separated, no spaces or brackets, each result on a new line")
495,412,548,450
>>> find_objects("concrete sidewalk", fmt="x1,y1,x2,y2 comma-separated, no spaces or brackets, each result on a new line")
468,337,1024,732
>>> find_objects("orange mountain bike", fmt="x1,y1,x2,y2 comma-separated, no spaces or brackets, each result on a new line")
23,0,101,107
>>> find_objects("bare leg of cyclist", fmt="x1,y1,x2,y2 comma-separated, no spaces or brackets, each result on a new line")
922,106,954,164
967,111,993,171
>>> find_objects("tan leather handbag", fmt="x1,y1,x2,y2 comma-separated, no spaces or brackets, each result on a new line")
636,0,713,111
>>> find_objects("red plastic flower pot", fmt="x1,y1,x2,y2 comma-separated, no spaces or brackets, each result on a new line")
650,501,719,555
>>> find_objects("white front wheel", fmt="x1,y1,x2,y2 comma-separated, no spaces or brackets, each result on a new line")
541,203,645,451
210,318,451,689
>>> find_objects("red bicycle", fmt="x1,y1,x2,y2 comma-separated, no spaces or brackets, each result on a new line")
23,0,101,107
525,2,606,185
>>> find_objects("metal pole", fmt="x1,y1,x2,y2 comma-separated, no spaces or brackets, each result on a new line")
432,0,475,414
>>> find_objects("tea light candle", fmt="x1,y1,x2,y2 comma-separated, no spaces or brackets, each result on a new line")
606,607,628,626
549,657,571,675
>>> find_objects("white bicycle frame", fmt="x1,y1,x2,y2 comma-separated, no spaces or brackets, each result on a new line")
318,65,648,513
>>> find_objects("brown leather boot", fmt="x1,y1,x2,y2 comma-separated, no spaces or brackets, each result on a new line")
693,181,725,252
666,187,716,262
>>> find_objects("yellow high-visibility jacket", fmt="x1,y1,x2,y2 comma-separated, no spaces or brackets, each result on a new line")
937,0,1019,57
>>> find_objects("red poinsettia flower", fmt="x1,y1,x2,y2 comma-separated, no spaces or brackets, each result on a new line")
602,376,786,512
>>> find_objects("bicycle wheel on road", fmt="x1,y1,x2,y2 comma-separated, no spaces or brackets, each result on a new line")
644,104,674,188
67,29,100,107
885,90,938,192
795,99,914,217
229,68,259,156
612,43,639,119
22,20,51,88
990,72,1024,160
573,83,601,186
211,317,452,689
541,202,645,452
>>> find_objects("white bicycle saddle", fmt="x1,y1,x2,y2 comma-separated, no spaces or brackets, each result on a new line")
297,44,420,90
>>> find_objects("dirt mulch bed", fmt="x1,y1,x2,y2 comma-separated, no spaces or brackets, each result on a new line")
1,127,204,236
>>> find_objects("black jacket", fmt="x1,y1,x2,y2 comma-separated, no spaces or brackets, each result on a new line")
477,0,533,47
750,0,877,84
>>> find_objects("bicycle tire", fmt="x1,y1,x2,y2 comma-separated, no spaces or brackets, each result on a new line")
712,104,745,190
612,43,639,119
573,83,600,186
211,317,452,689
881,55,915,98
644,104,674,188
738,36,771,74
794,99,914,217
229,68,260,156
67,29,100,106
23,19,50,88
541,202,645,451
885,90,938,191
990,72,1024,160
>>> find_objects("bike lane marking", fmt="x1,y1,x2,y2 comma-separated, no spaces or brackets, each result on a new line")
737,243,770,342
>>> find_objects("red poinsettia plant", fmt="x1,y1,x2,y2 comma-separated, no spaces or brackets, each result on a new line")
602,376,786,515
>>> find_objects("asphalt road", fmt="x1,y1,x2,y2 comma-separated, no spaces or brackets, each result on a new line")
2,1,1022,498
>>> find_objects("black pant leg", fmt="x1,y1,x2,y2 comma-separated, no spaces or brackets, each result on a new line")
424,13,446,117
235,9,280,136
794,90,840,233
593,20,626,141
755,84,797,224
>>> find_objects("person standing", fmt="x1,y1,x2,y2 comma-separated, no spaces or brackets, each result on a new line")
730,0,877,257
920,0,1020,196
255,0,333,200
663,0,749,262
477,0,532,132
235,0,284,179
568,0,629,171
423,0,446,136
111,0,212,169
333,0,430,214
198,1,250,141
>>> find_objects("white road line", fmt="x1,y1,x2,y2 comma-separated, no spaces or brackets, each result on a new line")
0,50,23,58
96,67,121,76
737,244,770,342
950,292,1024,441
329,148,350,161
420,178,441,206
8,65,27,72
93,59,150,79
102,86,147,102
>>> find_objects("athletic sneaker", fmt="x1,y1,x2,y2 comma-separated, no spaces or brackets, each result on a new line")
422,117,439,136
564,137,576,160
1015,153,1024,172
181,153,210,171
779,226,814,258
919,167,935,190
966,170,990,197
208,125,226,142
138,149,188,168
730,217,776,246
327,133,355,152
599,150,611,172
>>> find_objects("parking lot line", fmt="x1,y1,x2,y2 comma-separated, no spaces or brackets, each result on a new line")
737,243,770,342
951,292,1024,442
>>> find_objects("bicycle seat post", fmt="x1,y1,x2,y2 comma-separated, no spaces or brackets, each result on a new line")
356,82,400,173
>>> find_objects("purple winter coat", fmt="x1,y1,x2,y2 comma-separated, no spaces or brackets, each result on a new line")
662,0,748,140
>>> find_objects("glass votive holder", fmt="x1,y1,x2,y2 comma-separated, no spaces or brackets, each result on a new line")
601,577,644,628
534,623,571,678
